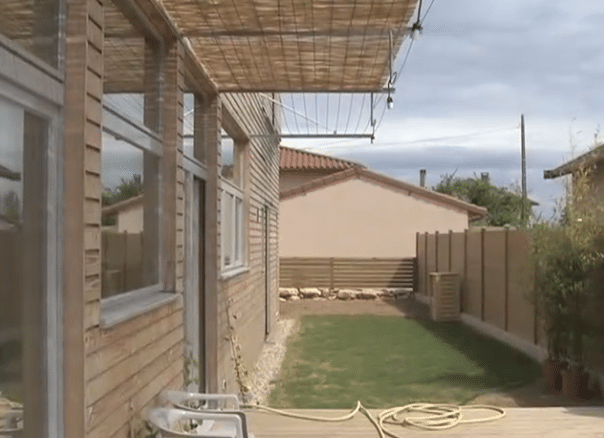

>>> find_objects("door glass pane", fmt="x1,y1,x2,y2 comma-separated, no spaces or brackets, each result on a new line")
0,0,61,68
0,97,48,434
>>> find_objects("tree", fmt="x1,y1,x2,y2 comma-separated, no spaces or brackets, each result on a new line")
3,190,20,224
433,172,532,227
101,175,142,226
102,174,143,206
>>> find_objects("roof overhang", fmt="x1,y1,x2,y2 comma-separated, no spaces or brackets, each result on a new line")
544,144,604,179
161,0,420,92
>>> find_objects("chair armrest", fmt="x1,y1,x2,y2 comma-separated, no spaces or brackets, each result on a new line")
148,408,244,438
162,390,240,410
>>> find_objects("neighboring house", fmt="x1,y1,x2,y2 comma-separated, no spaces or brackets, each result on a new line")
279,145,364,191
280,166,487,258
102,194,144,233
0,0,420,437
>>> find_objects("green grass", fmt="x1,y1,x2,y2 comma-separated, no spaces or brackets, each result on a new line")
269,315,540,408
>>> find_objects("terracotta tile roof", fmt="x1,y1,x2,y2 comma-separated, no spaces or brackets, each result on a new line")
279,146,364,171
280,167,488,220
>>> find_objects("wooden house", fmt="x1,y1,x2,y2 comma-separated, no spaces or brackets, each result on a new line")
0,0,421,437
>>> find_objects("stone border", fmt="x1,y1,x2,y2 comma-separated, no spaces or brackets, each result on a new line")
279,287,414,301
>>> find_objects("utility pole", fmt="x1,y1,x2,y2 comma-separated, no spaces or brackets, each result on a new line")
521,114,527,226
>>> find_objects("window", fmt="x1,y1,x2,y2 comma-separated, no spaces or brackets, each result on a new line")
101,135,160,298
100,1,163,300
221,135,245,271
0,0,61,68
183,92,207,164
0,96,50,435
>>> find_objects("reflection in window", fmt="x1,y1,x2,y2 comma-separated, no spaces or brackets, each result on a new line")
101,0,162,300
183,92,206,163
0,97,48,434
0,0,61,68
101,135,160,298
221,134,245,270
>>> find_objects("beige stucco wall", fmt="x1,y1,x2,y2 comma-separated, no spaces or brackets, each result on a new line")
279,178,470,258
279,169,339,191
116,203,143,233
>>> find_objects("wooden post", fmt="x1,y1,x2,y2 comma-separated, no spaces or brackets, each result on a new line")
462,229,468,312
123,232,128,292
424,232,428,296
504,227,509,332
435,230,439,272
481,228,485,321
63,0,102,435
413,257,418,292
329,258,335,291
448,229,453,272
200,92,222,393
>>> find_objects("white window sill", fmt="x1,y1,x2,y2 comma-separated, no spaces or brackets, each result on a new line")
220,265,249,281
100,289,179,329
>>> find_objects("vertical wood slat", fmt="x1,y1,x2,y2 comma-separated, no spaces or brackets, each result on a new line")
462,229,468,312
481,227,485,321
329,258,334,291
504,226,509,332
448,229,453,272
424,232,428,297
435,230,439,272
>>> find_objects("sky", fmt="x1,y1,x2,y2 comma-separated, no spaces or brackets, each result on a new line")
282,0,604,220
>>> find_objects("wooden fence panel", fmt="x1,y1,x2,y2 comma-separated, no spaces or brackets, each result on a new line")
507,230,536,344
416,234,426,295
437,233,450,273
465,230,482,318
102,232,144,298
483,230,506,330
426,234,436,296
279,258,416,289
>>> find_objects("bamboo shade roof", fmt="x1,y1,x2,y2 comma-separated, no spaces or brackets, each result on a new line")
0,0,419,93
162,0,420,92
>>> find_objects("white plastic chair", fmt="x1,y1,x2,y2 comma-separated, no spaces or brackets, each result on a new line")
0,410,23,437
156,391,254,438
162,391,240,411
147,407,244,438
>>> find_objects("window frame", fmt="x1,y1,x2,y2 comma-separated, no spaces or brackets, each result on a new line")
221,176,246,275
98,32,172,326
0,43,63,438
99,108,170,326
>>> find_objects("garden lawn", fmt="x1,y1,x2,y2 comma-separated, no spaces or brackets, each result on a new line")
269,315,540,408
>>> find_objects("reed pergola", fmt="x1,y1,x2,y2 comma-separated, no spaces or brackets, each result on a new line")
1,0,422,137
161,0,420,93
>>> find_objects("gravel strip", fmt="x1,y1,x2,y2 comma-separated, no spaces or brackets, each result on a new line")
246,318,298,405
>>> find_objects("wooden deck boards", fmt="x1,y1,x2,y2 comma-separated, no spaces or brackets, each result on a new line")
245,407,604,438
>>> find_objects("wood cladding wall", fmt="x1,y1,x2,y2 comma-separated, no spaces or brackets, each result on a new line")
61,1,280,436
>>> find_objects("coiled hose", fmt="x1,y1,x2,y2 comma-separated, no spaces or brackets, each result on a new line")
242,401,505,438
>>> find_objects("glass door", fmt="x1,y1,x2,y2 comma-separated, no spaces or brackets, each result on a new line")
184,174,206,391
0,97,54,437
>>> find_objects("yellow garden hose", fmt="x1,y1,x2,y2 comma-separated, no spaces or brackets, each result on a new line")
242,401,505,438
